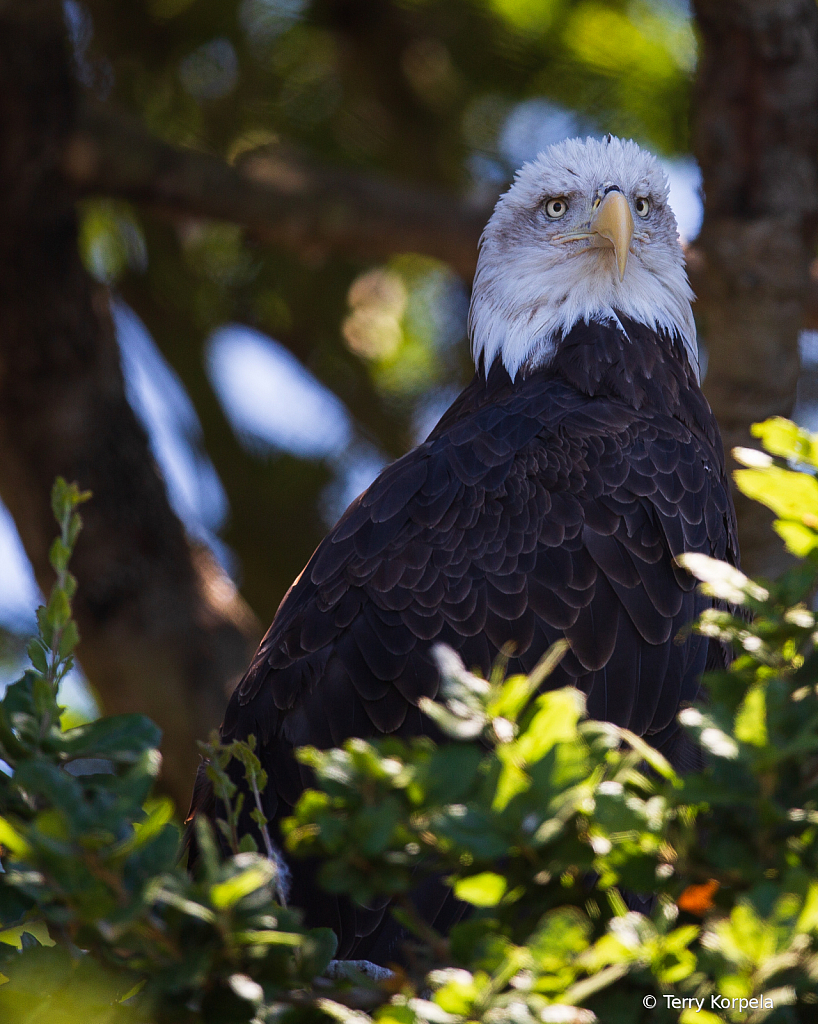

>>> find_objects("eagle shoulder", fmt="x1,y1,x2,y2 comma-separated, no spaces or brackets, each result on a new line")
226,331,734,765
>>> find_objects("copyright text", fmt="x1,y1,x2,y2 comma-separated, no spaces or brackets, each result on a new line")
642,994,775,1011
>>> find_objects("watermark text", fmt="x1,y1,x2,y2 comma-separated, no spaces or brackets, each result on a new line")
642,994,775,1012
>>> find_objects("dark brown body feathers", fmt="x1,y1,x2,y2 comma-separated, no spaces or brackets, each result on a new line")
188,315,738,960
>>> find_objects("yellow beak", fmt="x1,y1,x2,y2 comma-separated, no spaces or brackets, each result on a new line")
590,190,634,282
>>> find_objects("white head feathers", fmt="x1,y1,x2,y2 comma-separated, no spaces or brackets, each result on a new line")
469,136,698,381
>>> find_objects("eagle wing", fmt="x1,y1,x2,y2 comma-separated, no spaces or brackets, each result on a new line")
209,357,736,955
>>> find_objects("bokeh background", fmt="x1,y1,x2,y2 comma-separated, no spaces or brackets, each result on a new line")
2,0,816,805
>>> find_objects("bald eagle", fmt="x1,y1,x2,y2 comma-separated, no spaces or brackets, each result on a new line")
188,136,738,960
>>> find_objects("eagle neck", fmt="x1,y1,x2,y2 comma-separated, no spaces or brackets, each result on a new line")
430,317,719,458
528,315,718,446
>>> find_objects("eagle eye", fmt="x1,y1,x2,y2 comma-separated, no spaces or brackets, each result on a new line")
544,197,569,220
635,197,651,218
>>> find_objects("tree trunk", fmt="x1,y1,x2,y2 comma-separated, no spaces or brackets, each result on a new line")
692,0,818,578
0,0,259,809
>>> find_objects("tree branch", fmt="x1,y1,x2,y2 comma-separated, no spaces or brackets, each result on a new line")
64,102,490,279
69,105,818,366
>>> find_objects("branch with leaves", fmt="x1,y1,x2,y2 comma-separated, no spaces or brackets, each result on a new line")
8,439,818,1020
0,481,348,1023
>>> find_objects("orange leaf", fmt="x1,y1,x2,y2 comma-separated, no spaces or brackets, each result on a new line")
677,879,720,916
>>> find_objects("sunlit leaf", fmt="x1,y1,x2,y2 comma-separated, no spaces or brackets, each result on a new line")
677,553,769,603
486,0,561,33
734,685,767,748
734,465,818,524
0,818,30,858
210,861,275,909
115,798,174,856
751,417,818,466
773,519,818,557
453,871,508,907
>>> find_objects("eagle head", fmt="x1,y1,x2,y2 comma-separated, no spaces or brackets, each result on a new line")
469,135,698,382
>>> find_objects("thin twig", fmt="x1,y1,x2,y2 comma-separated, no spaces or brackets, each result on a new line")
395,894,450,964
249,773,275,862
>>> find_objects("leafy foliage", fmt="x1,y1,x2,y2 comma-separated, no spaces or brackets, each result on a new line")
0,481,340,1023
10,423,818,1020
282,418,818,1022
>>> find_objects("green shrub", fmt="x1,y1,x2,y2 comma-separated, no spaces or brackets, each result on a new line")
0,481,338,1023
4,418,818,1021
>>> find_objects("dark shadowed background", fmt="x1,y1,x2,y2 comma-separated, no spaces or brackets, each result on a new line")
1,0,817,806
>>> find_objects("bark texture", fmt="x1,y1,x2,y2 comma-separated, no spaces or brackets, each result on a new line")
692,0,818,577
0,0,259,808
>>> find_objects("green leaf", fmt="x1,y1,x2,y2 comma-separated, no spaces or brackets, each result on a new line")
734,465,818,523
233,929,303,945
353,798,400,856
0,817,30,857
751,417,818,466
50,477,73,523
375,1005,419,1024
46,590,71,632
238,833,258,854
680,1011,724,1024
797,883,818,933
0,943,138,1024
114,798,174,856
614,727,677,781
0,705,27,762
773,519,818,556
303,927,337,976
494,687,584,810
50,478,90,525
487,640,569,722
210,861,275,910
36,606,53,648
27,639,48,676
429,968,477,1016
249,810,265,832
58,714,161,761
57,621,80,661
14,761,85,819
149,885,216,924
422,745,484,804
517,688,585,765
453,872,507,907
192,815,220,882
48,538,71,575
32,674,59,720
67,513,83,549
734,685,768,747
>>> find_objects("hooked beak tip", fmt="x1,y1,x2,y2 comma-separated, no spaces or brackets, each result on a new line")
590,190,634,282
